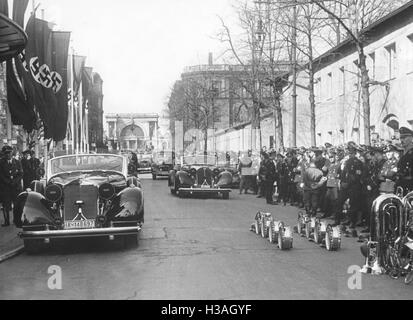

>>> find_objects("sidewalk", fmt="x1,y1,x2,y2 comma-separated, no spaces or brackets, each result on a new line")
0,222,24,263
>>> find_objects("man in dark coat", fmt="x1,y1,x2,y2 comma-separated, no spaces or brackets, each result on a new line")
361,146,386,233
259,152,277,205
335,142,364,230
21,150,40,190
0,146,23,227
396,127,413,195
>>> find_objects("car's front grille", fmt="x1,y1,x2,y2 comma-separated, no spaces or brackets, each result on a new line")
63,184,98,221
197,168,213,186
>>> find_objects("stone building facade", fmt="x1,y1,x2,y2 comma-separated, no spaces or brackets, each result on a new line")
199,1,413,152
282,1,413,147
105,113,159,152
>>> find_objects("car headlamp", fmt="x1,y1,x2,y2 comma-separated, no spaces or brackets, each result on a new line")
96,215,107,225
99,183,116,201
45,184,63,203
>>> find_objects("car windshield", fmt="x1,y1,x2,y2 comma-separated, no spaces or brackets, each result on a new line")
154,151,174,163
182,155,216,166
139,154,152,161
216,152,238,167
50,155,124,176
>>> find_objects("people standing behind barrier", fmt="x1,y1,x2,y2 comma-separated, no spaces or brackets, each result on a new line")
259,151,277,205
334,142,364,231
396,127,413,195
21,150,40,190
0,146,23,227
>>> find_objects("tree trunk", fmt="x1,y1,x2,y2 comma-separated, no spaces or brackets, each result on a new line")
307,28,317,147
273,87,284,150
308,60,316,147
251,100,260,151
358,45,371,146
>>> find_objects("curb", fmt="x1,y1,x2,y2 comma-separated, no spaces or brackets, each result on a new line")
0,245,25,264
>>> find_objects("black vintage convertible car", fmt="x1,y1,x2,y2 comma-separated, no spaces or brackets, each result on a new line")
151,150,175,180
14,154,144,253
216,152,241,189
168,155,232,199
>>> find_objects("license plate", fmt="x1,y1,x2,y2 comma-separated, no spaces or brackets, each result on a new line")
64,220,95,230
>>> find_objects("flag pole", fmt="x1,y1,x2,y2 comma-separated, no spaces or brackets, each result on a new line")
70,50,75,155
79,79,84,153
85,105,89,154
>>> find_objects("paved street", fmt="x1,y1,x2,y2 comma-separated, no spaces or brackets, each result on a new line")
0,175,412,300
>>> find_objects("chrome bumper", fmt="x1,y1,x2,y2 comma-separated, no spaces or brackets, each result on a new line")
179,188,231,194
19,226,141,240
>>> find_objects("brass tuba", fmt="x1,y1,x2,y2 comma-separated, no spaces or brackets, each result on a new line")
361,193,404,274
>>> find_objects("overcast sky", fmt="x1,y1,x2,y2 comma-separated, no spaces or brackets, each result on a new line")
32,0,236,116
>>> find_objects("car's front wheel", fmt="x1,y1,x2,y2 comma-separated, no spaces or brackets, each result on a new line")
171,177,179,195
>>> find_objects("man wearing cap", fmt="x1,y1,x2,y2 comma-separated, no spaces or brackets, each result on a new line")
285,149,299,205
396,127,413,194
361,146,386,232
322,148,343,219
259,151,277,205
302,161,326,217
21,150,40,190
313,147,330,214
0,146,23,227
335,142,364,231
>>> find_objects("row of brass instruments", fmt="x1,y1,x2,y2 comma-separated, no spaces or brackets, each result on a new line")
361,186,413,284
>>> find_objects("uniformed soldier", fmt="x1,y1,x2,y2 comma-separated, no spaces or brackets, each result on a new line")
21,150,40,190
285,149,299,205
322,148,343,219
0,146,23,227
378,144,401,194
396,127,413,195
334,142,364,231
294,148,310,208
302,161,326,217
361,146,386,232
259,152,277,205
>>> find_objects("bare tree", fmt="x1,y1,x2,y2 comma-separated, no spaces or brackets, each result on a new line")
308,0,410,146
168,76,220,155
218,0,291,150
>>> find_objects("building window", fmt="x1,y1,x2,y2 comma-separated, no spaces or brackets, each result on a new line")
385,43,397,80
339,67,345,96
327,72,332,99
315,77,321,103
221,79,227,98
213,81,221,98
368,52,376,80
407,34,413,72
353,59,360,91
